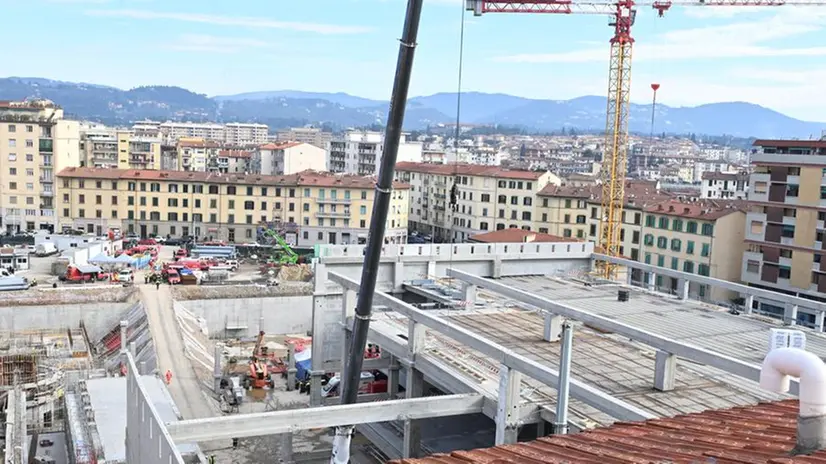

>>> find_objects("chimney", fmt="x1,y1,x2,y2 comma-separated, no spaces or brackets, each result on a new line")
760,347,826,454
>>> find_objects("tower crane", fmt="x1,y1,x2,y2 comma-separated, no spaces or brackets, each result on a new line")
466,0,826,279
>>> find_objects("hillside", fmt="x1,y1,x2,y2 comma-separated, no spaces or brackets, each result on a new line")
1,77,822,138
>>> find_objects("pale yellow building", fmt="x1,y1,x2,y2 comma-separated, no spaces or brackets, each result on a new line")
176,138,221,172
0,100,80,233
80,128,161,170
56,168,409,246
394,162,558,242
641,199,746,302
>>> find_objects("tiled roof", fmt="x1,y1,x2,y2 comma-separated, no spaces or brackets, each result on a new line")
218,149,252,158
259,142,304,150
395,162,546,180
177,139,221,149
468,229,580,244
702,171,748,181
538,182,672,210
753,139,826,149
394,400,826,464
56,167,409,189
645,199,745,220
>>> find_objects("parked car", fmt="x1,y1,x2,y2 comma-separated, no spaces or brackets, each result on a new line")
39,439,54,447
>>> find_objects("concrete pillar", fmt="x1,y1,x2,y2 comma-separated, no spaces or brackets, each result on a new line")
394,261,405,291
543,313,562,342
213,345,223,393
817,311,825,333
654,350,676,392
426,260,436,279
495,364,522,445
408,320,426,359
313,263,327,293
744,294,754,314
648,272,657,291
463,283,477,307
626,270,633,286
279,433,293,463
677,279,689,301
492,256,503,279
286,343,297,392
309,371,324,407
784,303,799,326
119,320,128,353
129,341,136,358
139,361,147,376
401,359,424,459
387,356,400,399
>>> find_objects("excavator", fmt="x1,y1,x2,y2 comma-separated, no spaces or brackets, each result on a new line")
262,229,299,265
246,331,272,389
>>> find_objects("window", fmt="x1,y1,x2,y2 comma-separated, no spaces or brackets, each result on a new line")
646,215,655,227
683,261,694,273
209,185,219,194
670,238,681,252
632,230,640,244
564,214,571,223
749,220,764,235
746,260,760,273
686,241,695,254
228,214,235,223
523,197,532,206
658,217,669,229
565,199,572,208
498,195,506,204
779,266,791,279
657,236,667,249
671,257,679,270
701,243,710,257
644,253,651,264
227,186,237,195
786,184,799,197
644,234,654,246
228,200,235,209
781,225,795,238
360,205,367,214
8,168,16,176
672,219,683,232
701,223,713,236
78,194,85,204
244,201,254,210
687,221,698,234
521,211,531,221
361,191,367,200
481,194,490,202
657,255,664,267
576,215,586,224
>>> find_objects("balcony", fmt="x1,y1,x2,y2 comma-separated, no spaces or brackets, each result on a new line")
317,197,351,205
40,189,54,197
316,211,351,219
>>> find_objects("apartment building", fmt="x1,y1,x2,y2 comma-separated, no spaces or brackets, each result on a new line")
224,123,269,146
395,162,557,242
276,127,332,150
701,171,749,199
0,100,80,233
641,199,745,302
253,142,326,176
214,149,251,174
80,128,162,170
741,139,826,322
134,121,269,146
176,139,221,172
55,168,409,246
328,131,422,175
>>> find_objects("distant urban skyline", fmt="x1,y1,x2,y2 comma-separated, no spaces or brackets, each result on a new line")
5,0,826,121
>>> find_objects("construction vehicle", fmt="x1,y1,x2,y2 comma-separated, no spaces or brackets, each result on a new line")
218,376,244,413
261,229,299,265
245,331,273,389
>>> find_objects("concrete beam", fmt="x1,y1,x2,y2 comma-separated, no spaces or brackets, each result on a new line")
329,272,655,422
594,253,826,314
167,394,485,443
448,268,799,395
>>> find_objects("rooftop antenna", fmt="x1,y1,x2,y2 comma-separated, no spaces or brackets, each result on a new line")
646,83,660,171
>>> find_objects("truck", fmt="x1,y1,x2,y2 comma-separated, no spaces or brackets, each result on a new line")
34,243,57,257
59,265,104,283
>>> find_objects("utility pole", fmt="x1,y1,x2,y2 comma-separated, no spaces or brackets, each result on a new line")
330,1,424,463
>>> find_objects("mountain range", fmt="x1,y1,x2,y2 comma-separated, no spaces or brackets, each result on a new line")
1,77,823,138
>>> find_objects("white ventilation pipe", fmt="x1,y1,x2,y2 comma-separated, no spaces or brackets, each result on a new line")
760,347,826,454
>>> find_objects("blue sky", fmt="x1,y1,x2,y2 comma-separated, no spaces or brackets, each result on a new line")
5,0,826,121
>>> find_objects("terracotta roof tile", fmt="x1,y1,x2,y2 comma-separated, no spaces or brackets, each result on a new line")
260,141,304,150
393,400,826,464
753,139,826,149
57,167,409,190
645,199,745,220
396,162,546,181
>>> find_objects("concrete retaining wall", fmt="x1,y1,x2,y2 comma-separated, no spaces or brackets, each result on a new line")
178,296,313,338
0,302,134,340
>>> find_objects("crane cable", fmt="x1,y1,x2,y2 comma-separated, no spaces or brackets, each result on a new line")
448,0,467,291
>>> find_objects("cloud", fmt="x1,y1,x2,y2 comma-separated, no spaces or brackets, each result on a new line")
493,7,826,63
84,9,371,34
167,34,276,54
